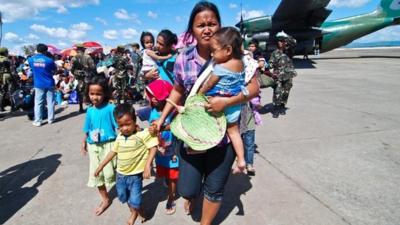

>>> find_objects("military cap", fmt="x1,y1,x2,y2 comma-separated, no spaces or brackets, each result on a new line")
116,45,125,53
0,47,8,55
75,43,85,49
276,31,289,41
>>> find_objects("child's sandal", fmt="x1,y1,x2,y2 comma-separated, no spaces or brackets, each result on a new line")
165,201,176,215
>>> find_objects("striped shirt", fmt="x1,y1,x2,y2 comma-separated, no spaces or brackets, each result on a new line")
113,129,158,175
174,46,204,97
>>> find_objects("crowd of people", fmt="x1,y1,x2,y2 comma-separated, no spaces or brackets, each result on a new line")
0,1,298,224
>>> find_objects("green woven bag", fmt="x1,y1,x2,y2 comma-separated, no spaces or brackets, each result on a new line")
170,95,227,151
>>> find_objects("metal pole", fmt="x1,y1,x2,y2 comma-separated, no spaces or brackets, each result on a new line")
0,11,3,47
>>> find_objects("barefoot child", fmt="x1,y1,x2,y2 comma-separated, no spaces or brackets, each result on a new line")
81,75,118,216
95,104,158,225
198,27,246,173
145,80,179,215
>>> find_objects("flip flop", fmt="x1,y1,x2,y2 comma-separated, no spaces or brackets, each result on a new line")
165,200,176,215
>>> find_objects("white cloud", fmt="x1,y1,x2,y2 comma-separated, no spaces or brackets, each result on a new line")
114,9,141,24
356,26,400,42
175,16,182,22
30,22,92,40
58,42,68,48
104,30,118,39
236,10,265,21
0,0,99,22
95,17,108,26
148,11,158,19
27,33,40,40
229,3,238,9
30,24,69,38
71,22,92,31
147,29,158,35
122,28,139,39
4,32,24,43
328,0,370,8
57,6,68,14
115,9,130,20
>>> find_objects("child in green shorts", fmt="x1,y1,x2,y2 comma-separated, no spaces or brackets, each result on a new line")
81,75,118,216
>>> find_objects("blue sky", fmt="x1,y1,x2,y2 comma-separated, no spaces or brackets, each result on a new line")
1,0,399,55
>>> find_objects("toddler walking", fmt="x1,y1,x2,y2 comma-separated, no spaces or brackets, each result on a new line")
146,79,179,215
95,104,158,225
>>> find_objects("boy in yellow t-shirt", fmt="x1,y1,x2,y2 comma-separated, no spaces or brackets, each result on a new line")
95,104,158,225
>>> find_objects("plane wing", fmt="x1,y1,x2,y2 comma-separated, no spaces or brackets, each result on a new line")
272,0,332,31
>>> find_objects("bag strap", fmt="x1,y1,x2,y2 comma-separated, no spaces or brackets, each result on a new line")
188,59,213,98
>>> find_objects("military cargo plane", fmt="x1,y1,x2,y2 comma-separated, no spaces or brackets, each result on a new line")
236,0,400,55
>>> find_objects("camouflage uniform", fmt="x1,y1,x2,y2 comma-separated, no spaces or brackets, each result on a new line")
112,47,131,104
0,48,13,111
129,51,144,102
71,49,95,112
269,48,297,113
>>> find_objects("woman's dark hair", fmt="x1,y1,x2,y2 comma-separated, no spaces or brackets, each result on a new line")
249,39,259,47
84,73,111,104
158,29,178,48
184,1,221,44
114,103,136,121
140,31,155,49
213,27,242,59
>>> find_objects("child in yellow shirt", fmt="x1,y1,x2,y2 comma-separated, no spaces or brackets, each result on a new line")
95,104,158,225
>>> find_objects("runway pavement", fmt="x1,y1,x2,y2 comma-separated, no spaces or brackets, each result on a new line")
1,48,399,225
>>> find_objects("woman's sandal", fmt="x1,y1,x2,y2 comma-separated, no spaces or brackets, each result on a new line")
165,200,176,215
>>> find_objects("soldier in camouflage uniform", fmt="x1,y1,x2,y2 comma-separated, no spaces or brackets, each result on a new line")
269,31,297,118
112,46,131,104
71,44,95,112
0,47,13,112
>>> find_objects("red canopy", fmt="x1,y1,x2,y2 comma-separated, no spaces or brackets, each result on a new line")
61,48,77,58
74,41,103,55
47,44,61,56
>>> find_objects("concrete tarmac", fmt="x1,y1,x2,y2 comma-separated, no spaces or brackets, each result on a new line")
1,48,399,225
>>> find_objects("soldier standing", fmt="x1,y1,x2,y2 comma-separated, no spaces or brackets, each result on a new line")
112,46,130,104
70,44,95,112
269,31,297,118
0,47,13,112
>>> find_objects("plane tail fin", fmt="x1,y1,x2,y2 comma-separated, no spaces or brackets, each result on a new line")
379,0,400,18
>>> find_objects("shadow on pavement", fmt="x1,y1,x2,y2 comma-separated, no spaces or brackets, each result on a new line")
293,58,316,69
313,55,400,60
212,173,253,225
0,154,62,224
142,178,168,220
55,110,83,123
0,106,66,122
258,103,274,115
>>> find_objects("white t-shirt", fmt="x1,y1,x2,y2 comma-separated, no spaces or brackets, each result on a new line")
140,49,157,73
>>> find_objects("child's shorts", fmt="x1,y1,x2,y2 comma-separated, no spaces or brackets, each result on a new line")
225,104,241,123
116,173,143,209
87,141,116,187
156,166,179,180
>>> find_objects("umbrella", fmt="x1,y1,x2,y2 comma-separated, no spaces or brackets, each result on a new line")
61,48,77,58
47,44,61,56
77,41,103,55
